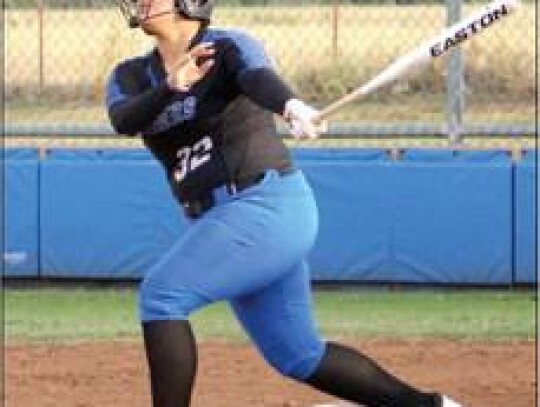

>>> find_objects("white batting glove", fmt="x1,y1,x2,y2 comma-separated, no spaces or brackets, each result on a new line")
283,99,327,140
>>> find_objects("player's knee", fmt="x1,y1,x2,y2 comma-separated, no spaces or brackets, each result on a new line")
138,280,209,321
266,344,325,381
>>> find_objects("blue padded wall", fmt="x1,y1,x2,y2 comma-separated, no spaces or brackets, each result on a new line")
4,147,524,284
305,149,513,283
293,148,389,162
40,149,187,278
302,153,393,280
390,150,512,284
514,150,537,283
3,149,40,276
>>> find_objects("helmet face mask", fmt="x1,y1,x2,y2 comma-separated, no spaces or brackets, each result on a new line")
117,0,214,29
118,0,141,28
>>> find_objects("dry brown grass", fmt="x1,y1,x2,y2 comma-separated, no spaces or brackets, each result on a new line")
5,5,535,99
4,5,536,129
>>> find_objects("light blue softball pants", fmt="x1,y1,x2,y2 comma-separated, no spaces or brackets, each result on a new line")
139,169,326,380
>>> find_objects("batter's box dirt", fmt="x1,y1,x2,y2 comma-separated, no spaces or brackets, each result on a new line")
5,339,535,407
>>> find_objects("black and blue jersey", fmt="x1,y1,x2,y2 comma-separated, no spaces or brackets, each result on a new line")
106,27,295,202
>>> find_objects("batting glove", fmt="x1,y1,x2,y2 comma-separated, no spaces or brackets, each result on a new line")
284,99,327,140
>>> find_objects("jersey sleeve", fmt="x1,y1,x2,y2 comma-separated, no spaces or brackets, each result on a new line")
221,30,274,75
222,31,296,115
105,61,175,135
105,61,144,109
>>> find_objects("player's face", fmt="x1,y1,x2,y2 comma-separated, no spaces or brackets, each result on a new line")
139,0,175,22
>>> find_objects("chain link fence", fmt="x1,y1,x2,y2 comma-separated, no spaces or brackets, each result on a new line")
4,0,536,148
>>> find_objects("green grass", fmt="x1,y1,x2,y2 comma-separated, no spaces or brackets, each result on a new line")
4,287,536,343
312,289,536,340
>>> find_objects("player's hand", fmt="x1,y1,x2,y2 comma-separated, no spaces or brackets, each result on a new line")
166,42,215,91
283,99,327,140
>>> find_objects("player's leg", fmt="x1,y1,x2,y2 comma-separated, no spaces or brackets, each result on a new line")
230,261,442,407
142,319,197,407
138,226,216,407
230,261,326,380
305,341,443,407
139,169,319,407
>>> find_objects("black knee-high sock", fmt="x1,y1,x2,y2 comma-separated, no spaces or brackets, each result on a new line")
142,320,197,407
305,342,441,407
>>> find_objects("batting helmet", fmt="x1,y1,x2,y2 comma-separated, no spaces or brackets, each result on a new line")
175,0,215,21
118,0,214,29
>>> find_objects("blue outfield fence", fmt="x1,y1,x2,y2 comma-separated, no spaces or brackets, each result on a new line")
514,150,537,284
3,149,40,276
39,149,188,278
302,149,516,283
2,147,537,284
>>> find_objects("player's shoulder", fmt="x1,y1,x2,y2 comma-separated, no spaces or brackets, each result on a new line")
110,51,153,77
204,27,265,50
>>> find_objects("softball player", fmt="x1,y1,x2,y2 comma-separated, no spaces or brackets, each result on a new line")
106,1,462,406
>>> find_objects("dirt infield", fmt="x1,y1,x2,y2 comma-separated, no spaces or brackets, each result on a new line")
6,339,536,407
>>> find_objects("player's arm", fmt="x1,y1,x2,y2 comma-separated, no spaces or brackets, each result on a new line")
223,32,325,139
106,44,214,136
106,61,176,136
107,81,175,136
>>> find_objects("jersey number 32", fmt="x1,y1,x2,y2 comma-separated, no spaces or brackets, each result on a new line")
173,136,213,183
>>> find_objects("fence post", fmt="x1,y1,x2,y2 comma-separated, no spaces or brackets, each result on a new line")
332,0,339,58
445,0,465,143
37,0,45,92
